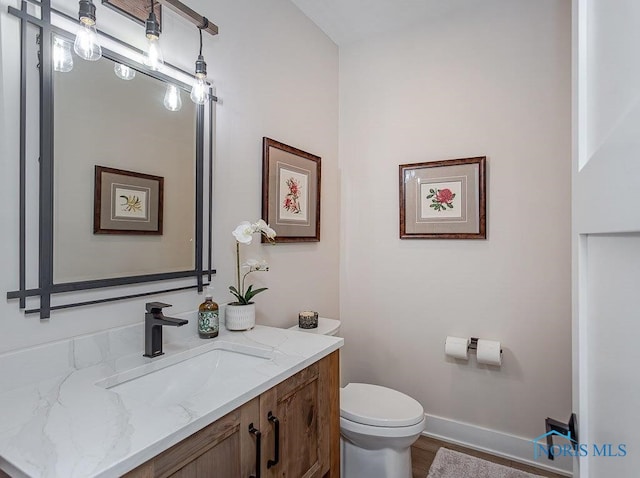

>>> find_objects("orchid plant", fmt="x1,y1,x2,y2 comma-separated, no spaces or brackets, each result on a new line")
229,220,276,305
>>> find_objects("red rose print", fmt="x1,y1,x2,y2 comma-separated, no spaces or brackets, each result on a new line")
435,188,454,204
426,187,456,212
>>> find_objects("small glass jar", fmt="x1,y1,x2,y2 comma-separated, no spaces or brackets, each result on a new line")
299,310,319,329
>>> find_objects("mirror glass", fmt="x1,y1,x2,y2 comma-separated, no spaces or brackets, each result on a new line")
53,53,196,283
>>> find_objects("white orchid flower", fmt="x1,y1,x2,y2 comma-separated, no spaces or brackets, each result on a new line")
242,258,269,272
232,221,254,244
230,219,276,304
253,219,268,230
264,225,276,239
252,219,277,240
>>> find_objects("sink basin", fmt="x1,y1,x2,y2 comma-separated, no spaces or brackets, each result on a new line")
104,346,271,407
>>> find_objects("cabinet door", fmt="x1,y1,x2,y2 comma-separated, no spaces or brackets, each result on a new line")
261,351,339,478
124,397,260,478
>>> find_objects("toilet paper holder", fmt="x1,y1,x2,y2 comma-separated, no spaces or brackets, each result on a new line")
445,336,503,365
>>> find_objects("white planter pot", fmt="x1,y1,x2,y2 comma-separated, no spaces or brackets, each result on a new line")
225,303,256,330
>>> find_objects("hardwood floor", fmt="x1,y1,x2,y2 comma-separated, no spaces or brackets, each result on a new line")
411,436,568,478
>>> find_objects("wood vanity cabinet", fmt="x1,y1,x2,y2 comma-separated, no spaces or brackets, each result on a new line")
124,351,339,478
124,397,261,478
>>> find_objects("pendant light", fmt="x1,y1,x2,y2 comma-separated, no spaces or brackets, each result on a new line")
52,36,73,72
114,63,136,80
190,22,209,105
144,0,164,71
164,84,182,111
73,0,102,61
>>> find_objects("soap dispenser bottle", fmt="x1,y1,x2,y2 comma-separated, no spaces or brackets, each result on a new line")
198,287,219,338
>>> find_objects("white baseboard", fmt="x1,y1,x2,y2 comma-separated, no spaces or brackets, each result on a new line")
423,414,573,477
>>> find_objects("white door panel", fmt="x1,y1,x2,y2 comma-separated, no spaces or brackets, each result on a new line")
574,0,640,476
585,235,640,476
575,103,640,234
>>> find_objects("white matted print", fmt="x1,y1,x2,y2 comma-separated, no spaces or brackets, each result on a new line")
278,166,309,223
399,157,486,239
95,166,163,235
420,180,463,219
263,137,321,242
113,185,150,220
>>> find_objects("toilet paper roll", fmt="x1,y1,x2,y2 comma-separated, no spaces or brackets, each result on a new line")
477,339,502,366
445,336,470,360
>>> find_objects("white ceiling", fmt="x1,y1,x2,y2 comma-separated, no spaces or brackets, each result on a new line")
289,0,473,45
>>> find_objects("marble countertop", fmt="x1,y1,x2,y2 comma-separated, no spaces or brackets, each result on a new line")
0,320,343,478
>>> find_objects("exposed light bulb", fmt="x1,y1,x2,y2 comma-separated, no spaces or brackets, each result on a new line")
190,76,207,105
190,54,208,105
114,63,136,80
74,19,101,61
164,84,182,111
144,4,164,72
52,37,73,73
144,35,164,71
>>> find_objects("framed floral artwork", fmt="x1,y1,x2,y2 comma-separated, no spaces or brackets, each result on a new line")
399,157,486,239
262,138,321,242
94,166,164,235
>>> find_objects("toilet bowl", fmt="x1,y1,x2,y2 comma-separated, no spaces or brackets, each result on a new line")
290,318,425,478
340,382,425,478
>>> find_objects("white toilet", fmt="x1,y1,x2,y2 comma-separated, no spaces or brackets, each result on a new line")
290,318,426,478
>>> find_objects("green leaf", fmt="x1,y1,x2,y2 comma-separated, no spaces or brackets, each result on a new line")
426,194,434,199
429,189,435,194
447,203,453,209
245,287,268,301
228,286,242,302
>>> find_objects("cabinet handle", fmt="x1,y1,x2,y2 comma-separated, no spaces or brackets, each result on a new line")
249,423,262,478
267,411,280,469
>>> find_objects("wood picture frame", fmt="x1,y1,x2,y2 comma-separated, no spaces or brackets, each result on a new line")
94,166,164,235
262,138,321,243
399,157,486,239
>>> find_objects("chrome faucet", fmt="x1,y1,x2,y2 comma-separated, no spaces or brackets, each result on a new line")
143,302,188,358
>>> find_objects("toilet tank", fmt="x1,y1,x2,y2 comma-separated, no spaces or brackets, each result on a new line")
289,317,341,336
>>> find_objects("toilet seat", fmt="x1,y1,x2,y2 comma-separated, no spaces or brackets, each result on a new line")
340,415,427,438
340,383,424,427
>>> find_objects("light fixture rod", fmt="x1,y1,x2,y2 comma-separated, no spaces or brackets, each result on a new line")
156,0,218,36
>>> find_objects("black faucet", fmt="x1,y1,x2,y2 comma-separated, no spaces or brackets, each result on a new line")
143,302,188,358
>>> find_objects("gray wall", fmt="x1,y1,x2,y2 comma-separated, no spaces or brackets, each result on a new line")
339,0,572,442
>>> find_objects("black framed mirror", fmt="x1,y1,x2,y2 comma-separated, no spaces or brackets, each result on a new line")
6,0,216,319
